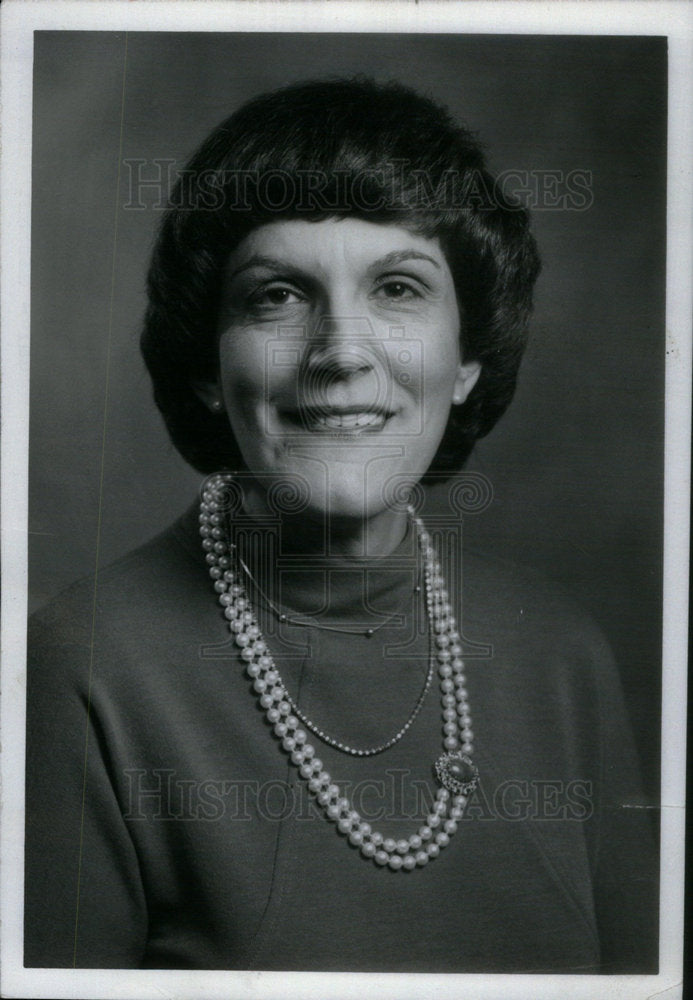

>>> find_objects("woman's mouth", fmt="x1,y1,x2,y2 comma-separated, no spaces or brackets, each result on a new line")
279,406,393,433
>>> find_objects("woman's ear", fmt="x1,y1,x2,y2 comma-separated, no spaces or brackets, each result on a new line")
451,360,481,406
192,380,225,414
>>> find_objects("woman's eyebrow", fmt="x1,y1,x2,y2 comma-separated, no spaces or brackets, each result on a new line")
227,249,443,283
370,250,442,271
226,255,300,282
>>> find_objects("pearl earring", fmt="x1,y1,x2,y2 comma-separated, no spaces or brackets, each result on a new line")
211,399,223,413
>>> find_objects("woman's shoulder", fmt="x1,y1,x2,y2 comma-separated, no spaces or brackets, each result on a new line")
461,542,609,650
29,502,206,651
458,541,623,721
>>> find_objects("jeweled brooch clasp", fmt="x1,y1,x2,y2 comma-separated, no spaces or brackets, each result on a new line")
434,751,479,795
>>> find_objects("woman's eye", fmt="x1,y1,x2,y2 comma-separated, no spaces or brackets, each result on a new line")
374,280,421,302
248,285,304,308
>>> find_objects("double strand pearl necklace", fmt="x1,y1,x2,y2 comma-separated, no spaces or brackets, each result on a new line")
200,473,480,871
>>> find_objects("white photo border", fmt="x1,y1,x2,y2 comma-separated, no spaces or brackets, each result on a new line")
2,2,691,999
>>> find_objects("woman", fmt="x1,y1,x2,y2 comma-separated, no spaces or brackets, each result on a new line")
25,78,658,972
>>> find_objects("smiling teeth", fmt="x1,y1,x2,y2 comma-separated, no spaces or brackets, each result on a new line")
312,411,385,430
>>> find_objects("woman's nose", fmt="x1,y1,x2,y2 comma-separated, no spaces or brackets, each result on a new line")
303,315,378,381
297,315,391,413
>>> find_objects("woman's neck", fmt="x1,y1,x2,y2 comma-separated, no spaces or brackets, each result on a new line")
240,487,411,560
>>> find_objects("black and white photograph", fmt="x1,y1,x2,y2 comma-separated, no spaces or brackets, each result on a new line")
1,2,690,999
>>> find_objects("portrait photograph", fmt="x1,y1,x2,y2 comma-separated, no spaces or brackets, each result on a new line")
1,3,690,999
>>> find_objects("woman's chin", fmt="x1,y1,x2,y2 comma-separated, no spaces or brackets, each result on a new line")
289,481,405,525
302,489,388,523
241,452,425,525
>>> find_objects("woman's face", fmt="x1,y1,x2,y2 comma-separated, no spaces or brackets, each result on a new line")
206,217,480,521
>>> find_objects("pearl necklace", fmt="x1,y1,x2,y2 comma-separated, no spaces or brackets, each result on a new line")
200,473,480,871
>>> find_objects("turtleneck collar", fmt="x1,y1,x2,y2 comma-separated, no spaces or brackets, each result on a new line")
231,512,420,625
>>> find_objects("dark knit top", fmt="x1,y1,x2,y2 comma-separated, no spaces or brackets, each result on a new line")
24,504,658,971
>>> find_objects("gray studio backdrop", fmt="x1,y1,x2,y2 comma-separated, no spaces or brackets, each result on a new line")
29,33,666,799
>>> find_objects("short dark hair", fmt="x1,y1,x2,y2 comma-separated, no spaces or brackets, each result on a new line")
141,77,541,479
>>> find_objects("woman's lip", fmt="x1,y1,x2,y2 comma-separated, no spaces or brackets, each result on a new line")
278,407,395,431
